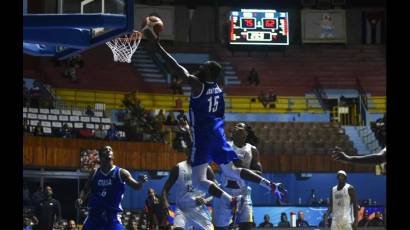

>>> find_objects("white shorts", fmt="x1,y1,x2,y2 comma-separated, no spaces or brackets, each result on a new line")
213,186,253,227
174,205,213,230
331,221,353,230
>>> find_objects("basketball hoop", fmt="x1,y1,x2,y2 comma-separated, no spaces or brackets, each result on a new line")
106,30,142,63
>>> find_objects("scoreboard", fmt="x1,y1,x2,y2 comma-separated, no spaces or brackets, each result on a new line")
229,9,289,46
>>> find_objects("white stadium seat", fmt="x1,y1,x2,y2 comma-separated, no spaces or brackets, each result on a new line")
74,122,83,128
61,110,71,115
72,110,82,116
91,117,101,123
40,108,50,114
52,122,62,128
30,120,39,126
81,116,91,122
70,116,80,122
48,115,58,121
50,109,60,115
23,113,27,118
29,108,39,113
86,123,95,129
23,108,27,113
28,113,38,119
38,114,48,120
43,127,52,134
101,118,111,123
59,115,69,121
41,121,51,127
94,111,103,117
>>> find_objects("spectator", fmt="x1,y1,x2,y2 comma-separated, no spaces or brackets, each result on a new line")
165,112,177,126
176,110,187,122
318,213,331,227
277,212,290,227
144,188,166,230
67,219,78,230
61,123,72,138
34,122,43,136
78,123,94,139
129,220,139,230
23,119,31,134
30,81,41,108
155,109,166,128
172,117,193,153
268,90,277,102
85,105,94,117
33,186,61,230
358,212,369,227
31,186,45,206
170,76,183,94
94,124,107,140
23,80,30,106
258,214,274,228
296,211,309,227
367,211,384,227
23,183,32,206
247,67,260,86
106,124,119,140
23,216,38,230
258,90,269,108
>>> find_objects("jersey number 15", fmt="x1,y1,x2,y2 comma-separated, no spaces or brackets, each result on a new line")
208,96,220,113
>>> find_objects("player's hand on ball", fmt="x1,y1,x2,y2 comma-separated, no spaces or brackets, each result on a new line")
75,198,83,208
195,197,206,205
138,174,148,183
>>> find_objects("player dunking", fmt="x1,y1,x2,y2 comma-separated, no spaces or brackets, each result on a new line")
76,146,148,230
214,123,265,230
144,29,287,212
162,120,215,230
325,170,358,230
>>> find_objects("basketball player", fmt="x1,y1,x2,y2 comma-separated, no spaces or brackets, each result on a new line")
144,28,287,212
214,123,264,230
162,119,215,230
325,170,358,230
76,145,148,230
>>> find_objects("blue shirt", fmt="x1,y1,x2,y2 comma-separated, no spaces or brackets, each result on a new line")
87,166,125,212
189,82,225,132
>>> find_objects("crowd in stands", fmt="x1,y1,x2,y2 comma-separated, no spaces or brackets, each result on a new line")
247,67,260,86
371,114,386,148
258,90,277,108
52,55,84,83
23,80,53,109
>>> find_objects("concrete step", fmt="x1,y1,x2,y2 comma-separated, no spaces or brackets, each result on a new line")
138,68,162,73
141,73,164,78
134,63,157,68
144,79,167,83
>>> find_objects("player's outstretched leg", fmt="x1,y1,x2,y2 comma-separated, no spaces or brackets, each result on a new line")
219,162,288,203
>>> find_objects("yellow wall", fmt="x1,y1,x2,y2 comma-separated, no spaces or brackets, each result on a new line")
54,88,385,114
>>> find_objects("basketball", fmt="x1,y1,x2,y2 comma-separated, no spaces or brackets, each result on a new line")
141,16,164,37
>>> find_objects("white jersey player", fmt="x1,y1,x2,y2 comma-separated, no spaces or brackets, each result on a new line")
162,160,215,230
325,170,358,230
214,123,264,230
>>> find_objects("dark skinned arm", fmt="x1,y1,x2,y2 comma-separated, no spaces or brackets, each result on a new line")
349,186,358,230
331,147,386,165
144,32,203,97
76,169,95,208
161,165,179,210
120,168,148,190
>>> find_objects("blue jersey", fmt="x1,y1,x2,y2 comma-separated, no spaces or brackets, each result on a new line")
189,82,225,131
88,166,125,212
189,82,238,166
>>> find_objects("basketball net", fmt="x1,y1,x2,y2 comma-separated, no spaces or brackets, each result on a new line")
106,31,142,63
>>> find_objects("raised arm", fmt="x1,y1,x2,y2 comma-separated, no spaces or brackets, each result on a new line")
120,169,148,190
144,32,203,95
250,146,263,175
161,165,179,210
332,147,386,165
349,186,358,230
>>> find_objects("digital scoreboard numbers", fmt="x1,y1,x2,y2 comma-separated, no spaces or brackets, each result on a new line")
230,9,289,46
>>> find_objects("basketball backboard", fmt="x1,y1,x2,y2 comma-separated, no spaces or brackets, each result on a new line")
23,0,134,59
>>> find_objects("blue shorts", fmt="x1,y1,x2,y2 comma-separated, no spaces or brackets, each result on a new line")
191,126,238,167
83,209,124,230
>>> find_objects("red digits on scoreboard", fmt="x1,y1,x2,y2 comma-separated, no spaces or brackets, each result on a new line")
264,19,276,28
245,19,253,27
